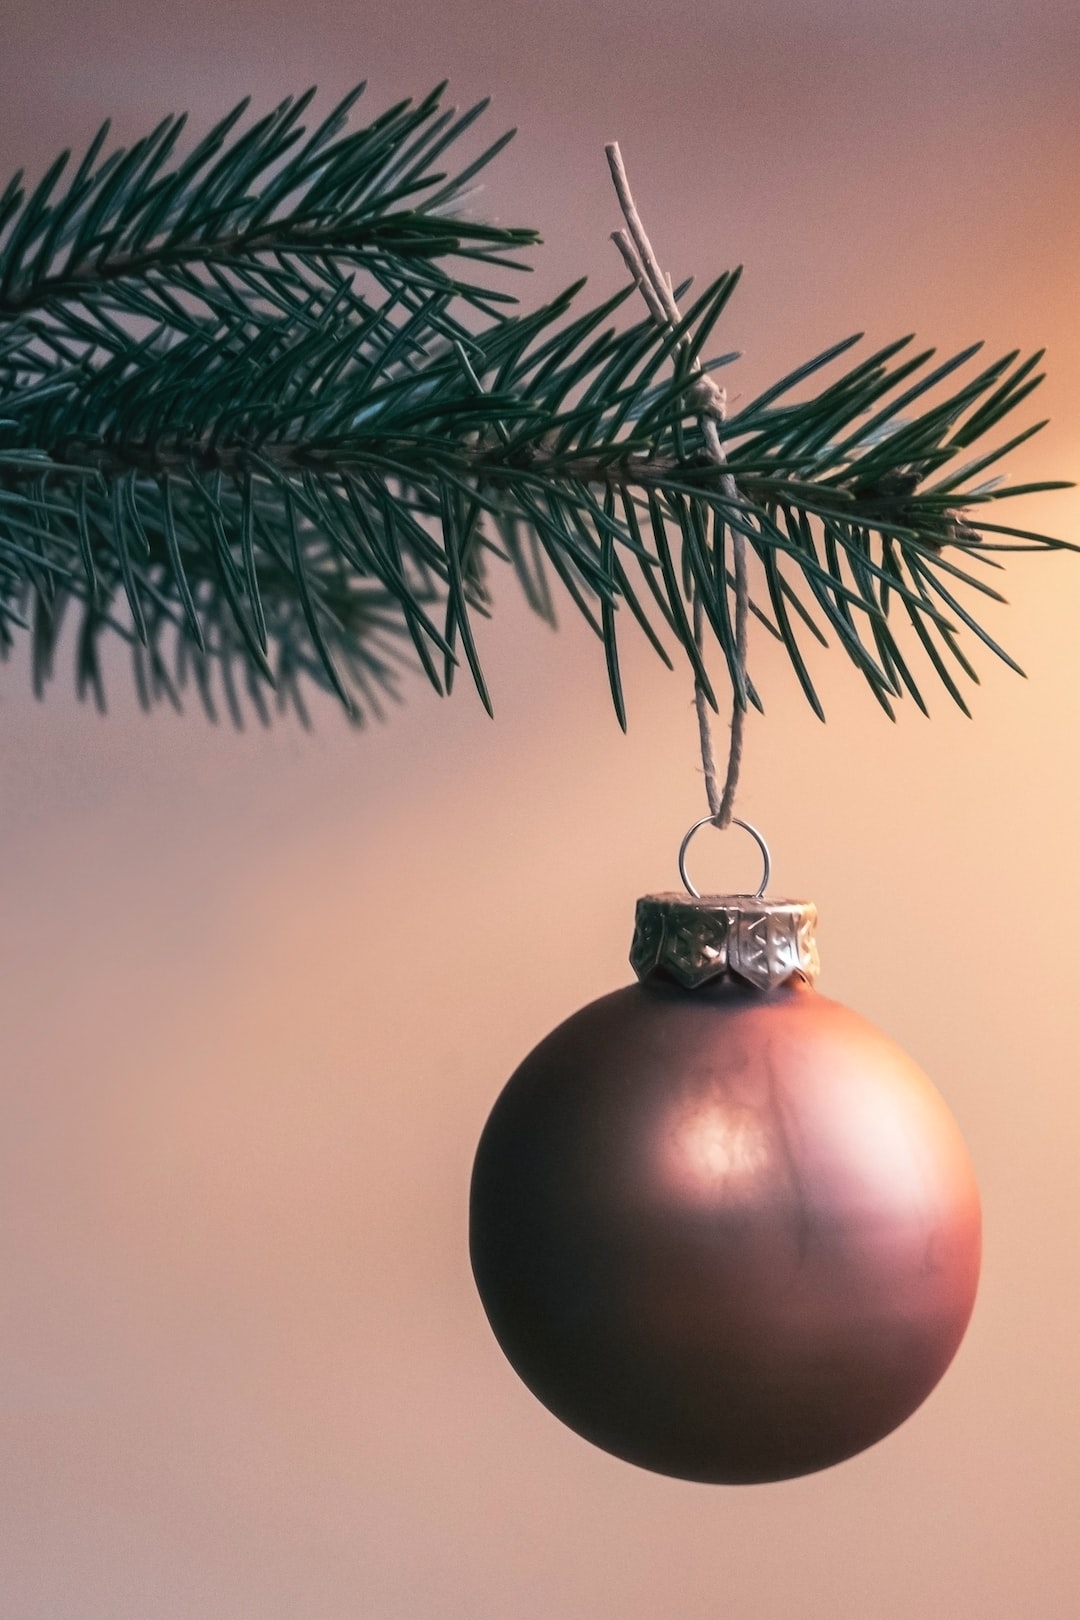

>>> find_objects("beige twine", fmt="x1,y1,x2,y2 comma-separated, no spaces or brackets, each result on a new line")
605,141,748,828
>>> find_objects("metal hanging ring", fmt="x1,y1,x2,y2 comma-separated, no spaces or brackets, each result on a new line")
677,815,772,900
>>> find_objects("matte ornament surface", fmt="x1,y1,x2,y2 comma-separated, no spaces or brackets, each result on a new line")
470,977,981,1484
630,893,820,990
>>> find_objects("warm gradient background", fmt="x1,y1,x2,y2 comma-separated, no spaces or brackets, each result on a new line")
2,3,1079,1617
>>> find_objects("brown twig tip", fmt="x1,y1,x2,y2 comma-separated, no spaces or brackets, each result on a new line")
611,228,666,322
604,143,680,326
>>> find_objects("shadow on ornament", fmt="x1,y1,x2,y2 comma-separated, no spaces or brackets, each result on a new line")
469,821,981,1485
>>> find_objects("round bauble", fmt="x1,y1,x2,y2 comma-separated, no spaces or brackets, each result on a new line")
469,892,981,1484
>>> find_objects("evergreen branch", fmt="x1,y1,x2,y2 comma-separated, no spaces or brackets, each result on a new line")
1,84,535,304
0,84,1072,723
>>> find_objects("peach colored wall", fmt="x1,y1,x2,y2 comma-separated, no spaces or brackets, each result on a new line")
1,2,1078,1615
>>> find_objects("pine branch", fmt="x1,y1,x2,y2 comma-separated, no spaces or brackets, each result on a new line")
0,82,533,329
0,84,1072,725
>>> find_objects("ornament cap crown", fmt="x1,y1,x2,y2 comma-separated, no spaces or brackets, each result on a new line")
630,892,819,992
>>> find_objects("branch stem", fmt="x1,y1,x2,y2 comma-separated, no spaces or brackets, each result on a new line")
0,217,538,320
0,440,963,541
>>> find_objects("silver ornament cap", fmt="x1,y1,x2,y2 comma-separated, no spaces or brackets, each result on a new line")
630,893,820,992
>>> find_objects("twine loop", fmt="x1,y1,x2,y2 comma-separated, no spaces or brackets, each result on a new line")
605,141,749,831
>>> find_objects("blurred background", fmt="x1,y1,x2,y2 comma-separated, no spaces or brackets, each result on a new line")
1,2,1079,1616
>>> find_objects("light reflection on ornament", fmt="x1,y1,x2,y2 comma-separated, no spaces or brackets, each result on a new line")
666,1102,769,1196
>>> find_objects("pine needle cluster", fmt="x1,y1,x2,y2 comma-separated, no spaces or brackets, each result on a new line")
0,81,1071,725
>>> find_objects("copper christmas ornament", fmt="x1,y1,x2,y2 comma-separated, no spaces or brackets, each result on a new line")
469,825,981,1484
